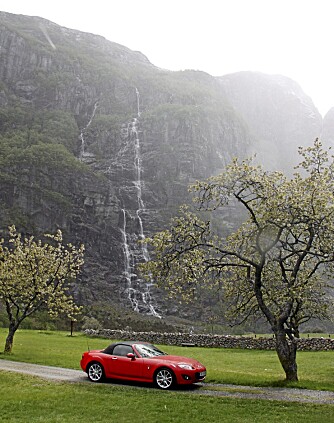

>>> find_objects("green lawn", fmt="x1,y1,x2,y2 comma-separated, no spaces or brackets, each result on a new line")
1,371,334,423
1,329,334,422
1,328,334,391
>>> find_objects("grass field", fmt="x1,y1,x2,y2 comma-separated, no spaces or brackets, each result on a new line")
1,371,334,423
1,329,334,422
1,328,334,391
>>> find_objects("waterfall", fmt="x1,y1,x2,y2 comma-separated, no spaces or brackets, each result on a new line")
120,208,140,312
120,88,161,318
79,101,98,159
136,87,141,117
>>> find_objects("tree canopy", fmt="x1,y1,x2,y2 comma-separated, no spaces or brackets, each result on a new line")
0,226,84,353
142,139,334,381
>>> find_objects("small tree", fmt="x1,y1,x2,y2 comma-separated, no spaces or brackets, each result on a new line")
142,139,334,382
0,226,84,353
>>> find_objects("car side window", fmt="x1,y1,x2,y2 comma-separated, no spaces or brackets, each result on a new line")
112,345,134,357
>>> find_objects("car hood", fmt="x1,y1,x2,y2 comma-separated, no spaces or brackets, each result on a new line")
150,355,204,368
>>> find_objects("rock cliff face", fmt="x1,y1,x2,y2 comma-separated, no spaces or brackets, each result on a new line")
0,12,329,319
219,72,323,170
323,108,334,145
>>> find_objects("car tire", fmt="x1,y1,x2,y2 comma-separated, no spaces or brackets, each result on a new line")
154,367,175,390
87,362,105,382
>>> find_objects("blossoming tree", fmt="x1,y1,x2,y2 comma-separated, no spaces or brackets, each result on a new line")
142,140,334,382
0,226,84,353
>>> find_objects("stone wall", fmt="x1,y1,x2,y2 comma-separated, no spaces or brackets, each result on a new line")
84,329,334,351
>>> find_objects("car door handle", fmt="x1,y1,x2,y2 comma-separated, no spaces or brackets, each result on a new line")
112,357,118,360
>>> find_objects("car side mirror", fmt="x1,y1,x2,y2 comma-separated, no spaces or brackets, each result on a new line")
127,353,136,360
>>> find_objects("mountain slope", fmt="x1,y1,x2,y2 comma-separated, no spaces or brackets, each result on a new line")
0,12,255,317
219,71,323,170
0,12,327,320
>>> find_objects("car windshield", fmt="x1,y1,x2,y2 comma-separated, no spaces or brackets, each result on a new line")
135,344,167,358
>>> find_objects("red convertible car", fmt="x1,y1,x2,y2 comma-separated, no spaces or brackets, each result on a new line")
80,341,206,389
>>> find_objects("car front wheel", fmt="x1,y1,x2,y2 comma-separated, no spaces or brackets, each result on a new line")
154,368,175,390
87,362,104,382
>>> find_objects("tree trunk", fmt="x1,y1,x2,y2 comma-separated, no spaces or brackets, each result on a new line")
275,330,298,382
4,322,18,354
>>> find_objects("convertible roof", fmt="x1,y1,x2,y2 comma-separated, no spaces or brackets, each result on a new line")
103,340,150,354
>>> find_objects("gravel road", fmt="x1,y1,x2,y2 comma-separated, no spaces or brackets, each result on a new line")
1,359,334,404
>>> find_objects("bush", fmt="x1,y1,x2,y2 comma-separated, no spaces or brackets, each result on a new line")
81,316,102,331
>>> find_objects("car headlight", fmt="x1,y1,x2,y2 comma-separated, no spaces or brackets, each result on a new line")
178,363,194,370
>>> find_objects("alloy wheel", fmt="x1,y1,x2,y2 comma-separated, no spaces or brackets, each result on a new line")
155,368,174,389
88,362,104,382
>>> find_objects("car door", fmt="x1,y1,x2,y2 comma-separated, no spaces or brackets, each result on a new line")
106,344,143,379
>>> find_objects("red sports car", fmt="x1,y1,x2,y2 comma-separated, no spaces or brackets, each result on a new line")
80,341,206,389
